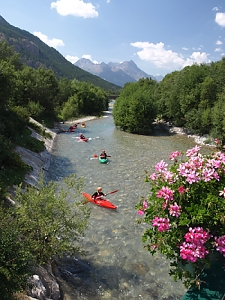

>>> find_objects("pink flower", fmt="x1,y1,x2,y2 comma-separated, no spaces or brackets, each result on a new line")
169,151,182,161
186,145,201,157
169,202,181,217
214,236,225,256
152,216,171,232
180,227,211,262
143,200,148,209
137,210,144,216
215,138,219,144
178,185,185,194
156,186,174,201
149,173,158,181
219,188,225,198
155,160,168,172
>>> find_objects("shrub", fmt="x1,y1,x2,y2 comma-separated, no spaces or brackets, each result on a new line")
136,145,225,288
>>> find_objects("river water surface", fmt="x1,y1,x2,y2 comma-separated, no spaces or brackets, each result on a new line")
48,113,210,300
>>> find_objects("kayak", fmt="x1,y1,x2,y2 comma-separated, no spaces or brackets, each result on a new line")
82,192,117,209
99,156,108,163
78,137,88,142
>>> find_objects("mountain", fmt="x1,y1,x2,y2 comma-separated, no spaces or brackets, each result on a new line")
0,16,120,92
75,59,163,87
75,59,137,87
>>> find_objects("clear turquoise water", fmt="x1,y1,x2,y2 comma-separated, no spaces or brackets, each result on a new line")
48,113,211,300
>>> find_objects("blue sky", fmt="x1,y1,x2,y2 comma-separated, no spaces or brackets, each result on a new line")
1,0,225,76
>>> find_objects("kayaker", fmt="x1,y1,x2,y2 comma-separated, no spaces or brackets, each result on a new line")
92,187,106,199
100,149,108,159
79,133,86,140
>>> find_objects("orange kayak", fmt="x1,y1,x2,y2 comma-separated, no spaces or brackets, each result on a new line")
82,192,117,209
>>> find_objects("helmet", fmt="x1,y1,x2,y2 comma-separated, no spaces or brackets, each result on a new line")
97,187,102,191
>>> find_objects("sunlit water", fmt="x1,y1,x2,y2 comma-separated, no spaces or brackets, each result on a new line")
48,112,211,300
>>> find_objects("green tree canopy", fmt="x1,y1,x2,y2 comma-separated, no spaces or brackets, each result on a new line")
113,78,158,134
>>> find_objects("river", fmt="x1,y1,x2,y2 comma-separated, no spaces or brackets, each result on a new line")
48,112,210,300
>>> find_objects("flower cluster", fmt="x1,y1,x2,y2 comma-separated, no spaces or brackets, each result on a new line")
180,227,211,262
136,145,225,287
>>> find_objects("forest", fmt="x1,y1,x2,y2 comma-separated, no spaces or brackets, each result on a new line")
113,61,225,146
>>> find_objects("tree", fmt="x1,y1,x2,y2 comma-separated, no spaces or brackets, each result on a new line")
14,173,90,264
113,79,158,134
0,206,33,299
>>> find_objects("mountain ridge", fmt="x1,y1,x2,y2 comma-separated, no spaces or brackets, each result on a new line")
0,15,120,91
75,58,163,87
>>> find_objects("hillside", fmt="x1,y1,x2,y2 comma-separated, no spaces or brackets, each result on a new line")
0,15,120,92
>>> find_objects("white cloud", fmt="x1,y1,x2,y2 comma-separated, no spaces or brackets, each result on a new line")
65,54,98,64
183,52,210,67
215,47,222,52
215,12,225,27
213,7,219,11
216,40,223,45
130,41,210,70
33,31,64,48
107,0,110,3
65,55,79,63
82,54,98,64
51,0,98,18
182,47,189,51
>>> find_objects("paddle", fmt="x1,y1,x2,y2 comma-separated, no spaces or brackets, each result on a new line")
90,154,98,160
105,189,118,196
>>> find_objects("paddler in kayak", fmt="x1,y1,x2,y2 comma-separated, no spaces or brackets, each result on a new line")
100,149,110,159
79,133,86,140
92,187,106,200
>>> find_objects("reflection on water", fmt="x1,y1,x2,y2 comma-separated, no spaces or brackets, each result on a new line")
48,115,211,299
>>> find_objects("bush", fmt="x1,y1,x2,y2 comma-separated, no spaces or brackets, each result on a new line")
14,173,90,264
0,206,33,300
136,146,225,288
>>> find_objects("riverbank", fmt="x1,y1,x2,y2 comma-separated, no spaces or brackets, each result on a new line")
156,121,216,148
17,116,99,186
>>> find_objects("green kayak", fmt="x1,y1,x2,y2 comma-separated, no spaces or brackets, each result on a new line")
99,156,108,163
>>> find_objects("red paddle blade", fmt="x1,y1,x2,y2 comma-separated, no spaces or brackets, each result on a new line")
106,190,118,195
94,154,98,158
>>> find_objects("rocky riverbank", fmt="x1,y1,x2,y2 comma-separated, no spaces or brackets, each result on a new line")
155,121,216,148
